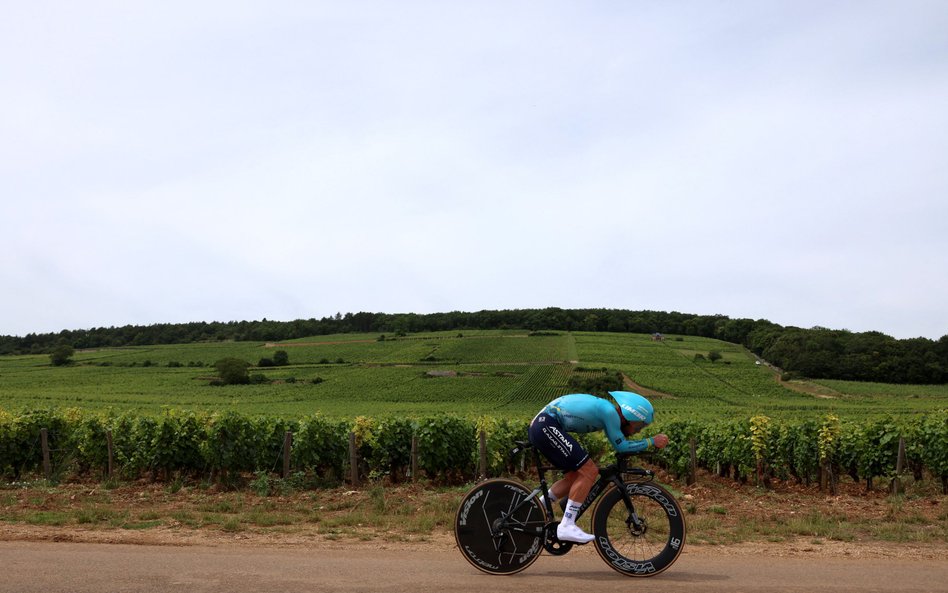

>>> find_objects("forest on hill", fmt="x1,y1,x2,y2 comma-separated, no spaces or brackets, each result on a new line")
2,308,947,385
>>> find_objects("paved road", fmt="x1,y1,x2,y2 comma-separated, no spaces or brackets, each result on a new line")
1,541,945,593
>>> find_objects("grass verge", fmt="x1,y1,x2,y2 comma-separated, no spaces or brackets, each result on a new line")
1,471,945,547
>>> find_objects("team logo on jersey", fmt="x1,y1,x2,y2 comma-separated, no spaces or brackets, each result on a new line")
549,427,573,452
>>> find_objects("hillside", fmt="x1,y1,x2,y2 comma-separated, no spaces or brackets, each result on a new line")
3,308,946,386
2,330,946,420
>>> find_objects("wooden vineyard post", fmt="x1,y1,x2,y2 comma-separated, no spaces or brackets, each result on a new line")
40,428,52,479
478,430,488,480
687,437,697,486
348,431,359,487
410,435,419,482
820,461,837,496
282,431,293,478
106,430,115,478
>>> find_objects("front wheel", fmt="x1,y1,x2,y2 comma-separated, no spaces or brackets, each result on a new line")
591,481,686,577
454,478,546,575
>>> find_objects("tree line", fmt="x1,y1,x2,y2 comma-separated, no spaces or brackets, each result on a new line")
2,308,946,384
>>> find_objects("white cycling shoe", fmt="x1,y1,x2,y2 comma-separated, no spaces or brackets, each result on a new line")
556,523,595,544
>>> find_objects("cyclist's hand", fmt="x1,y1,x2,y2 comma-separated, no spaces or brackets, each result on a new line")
652,434,669,449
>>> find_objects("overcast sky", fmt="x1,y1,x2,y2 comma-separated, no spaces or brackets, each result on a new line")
2,1,947,340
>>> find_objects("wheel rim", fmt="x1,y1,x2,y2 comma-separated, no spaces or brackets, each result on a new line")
593,482,686,576
602,494,671,562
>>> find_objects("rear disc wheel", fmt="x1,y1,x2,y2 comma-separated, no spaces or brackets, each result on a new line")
454,478,546,575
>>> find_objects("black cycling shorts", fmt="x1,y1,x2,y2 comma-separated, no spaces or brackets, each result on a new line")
528,413,590,472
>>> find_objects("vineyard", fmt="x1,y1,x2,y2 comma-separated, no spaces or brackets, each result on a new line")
2,330,947,491
4,330,947,419
1,408,946,494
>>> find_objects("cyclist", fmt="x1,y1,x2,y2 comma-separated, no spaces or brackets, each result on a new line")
528,391,669,543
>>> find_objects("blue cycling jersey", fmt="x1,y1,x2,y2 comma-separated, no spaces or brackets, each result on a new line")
539,393,652,454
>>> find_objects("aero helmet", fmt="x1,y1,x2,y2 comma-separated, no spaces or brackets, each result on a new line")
609,391,654,424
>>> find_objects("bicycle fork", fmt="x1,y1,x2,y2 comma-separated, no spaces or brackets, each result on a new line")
575,469,649,536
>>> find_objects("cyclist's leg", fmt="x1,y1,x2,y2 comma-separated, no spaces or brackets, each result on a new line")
558,460,598,543
529,415,577,505
564,459,598,501
528,415,595,543
528,413,589,474
548,458,597,500
541,476,571,509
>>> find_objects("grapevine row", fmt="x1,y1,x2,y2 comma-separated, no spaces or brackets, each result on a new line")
1,409,945,492
655,412,948,493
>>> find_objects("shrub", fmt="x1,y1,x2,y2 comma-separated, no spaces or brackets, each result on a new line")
49,345,75,366
568,369,623,396
213,358,251,385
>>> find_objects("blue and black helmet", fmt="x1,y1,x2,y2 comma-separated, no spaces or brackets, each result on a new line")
609,391,654,424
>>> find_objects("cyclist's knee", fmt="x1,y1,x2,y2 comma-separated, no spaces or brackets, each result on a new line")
566,460,594,478
577,459,598,482
567,460,598,501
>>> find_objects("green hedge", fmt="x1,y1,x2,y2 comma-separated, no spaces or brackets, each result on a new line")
1,409,946,490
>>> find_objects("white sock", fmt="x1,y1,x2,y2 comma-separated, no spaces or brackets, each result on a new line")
539,492,558,507
561,499,582,527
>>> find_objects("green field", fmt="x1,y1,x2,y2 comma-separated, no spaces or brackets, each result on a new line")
2,331,946,421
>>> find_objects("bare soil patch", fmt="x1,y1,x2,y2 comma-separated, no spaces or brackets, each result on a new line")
622,373,676,398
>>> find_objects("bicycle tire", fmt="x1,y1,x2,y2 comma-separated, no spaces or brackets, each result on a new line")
590,481,686,577
454,478,546,575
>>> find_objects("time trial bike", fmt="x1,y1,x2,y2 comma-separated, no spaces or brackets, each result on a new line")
454,440,686,577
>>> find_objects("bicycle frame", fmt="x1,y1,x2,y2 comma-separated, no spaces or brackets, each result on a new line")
501,443,654,541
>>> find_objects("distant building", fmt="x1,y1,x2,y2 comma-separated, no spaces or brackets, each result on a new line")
651,333,665,341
